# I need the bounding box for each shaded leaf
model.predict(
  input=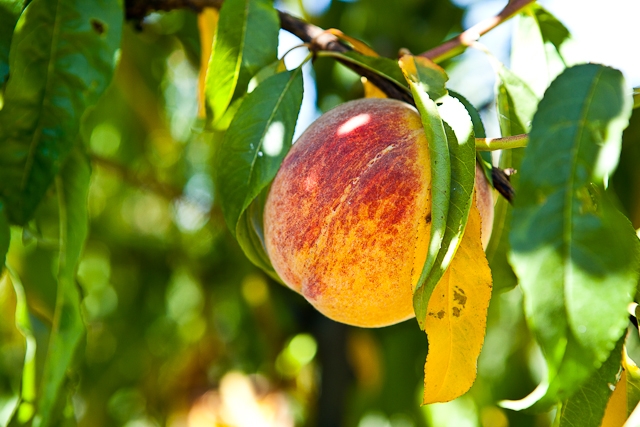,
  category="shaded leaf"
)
[423,201,492,404]
[0,0,123,225]
[34,149,90,427]
[507,64,638,410]
[217,68,303,237]
[0,0,24,84]
[204,0,279,123]
[559,337,624,427]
